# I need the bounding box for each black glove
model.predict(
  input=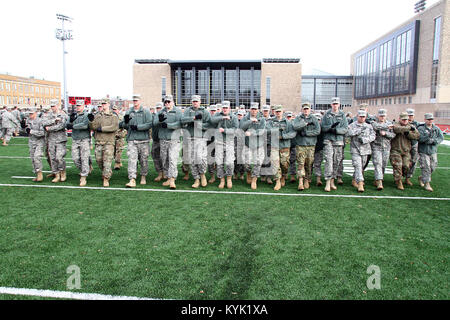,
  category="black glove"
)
[66,123,73,130]
[158,113,167,122]
[124,114,131,124]
[26,128,31,135]
[20,120,27,128]
[194,113,203,120]
[70,113,77,123]
[38,112,43,118]
[330,128,337,134]
[130,124,138,131]
[331,122,340,129]
[96,127,102,132]
[301,130,307,137]
[88,113,95,122]
[161,122,168,128]
[410,126,416,131]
